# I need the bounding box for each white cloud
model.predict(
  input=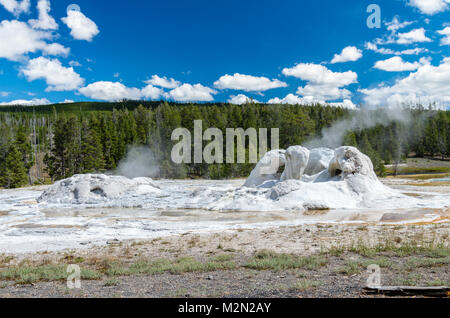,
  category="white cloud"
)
[0,0,30,17]
[79,81,142,101]
[42,43,70,57]
[61,10,99,41]
[331,46,363,64]
[20,57,84,91]
[228,94,259,105]
[282,63,357,102]
[69,60,81,67]
[0,91,11,97]
[28,0,58,30]
[282,63,357,86]
[365,42,428,55]
[296,84,352,101]
[141,84,165,100]
[145,75,180,89]
[214,73,287,92]
[438,26,450,45]
[397,28,432,44]
[401,47,429,55]
[385,17,414,32]
[407,0,449,15]
[169,84,216,102]
[268,94,315,105]
[374,56,430,72]
[328,99,358,109]
[360,57,450,108]
[0,20,52,61]
[267,94,357,109]
[0,98,50,106]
